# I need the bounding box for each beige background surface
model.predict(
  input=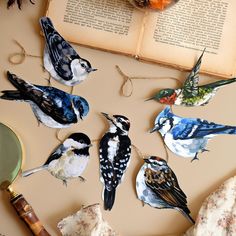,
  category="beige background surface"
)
[0,1,236,236]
